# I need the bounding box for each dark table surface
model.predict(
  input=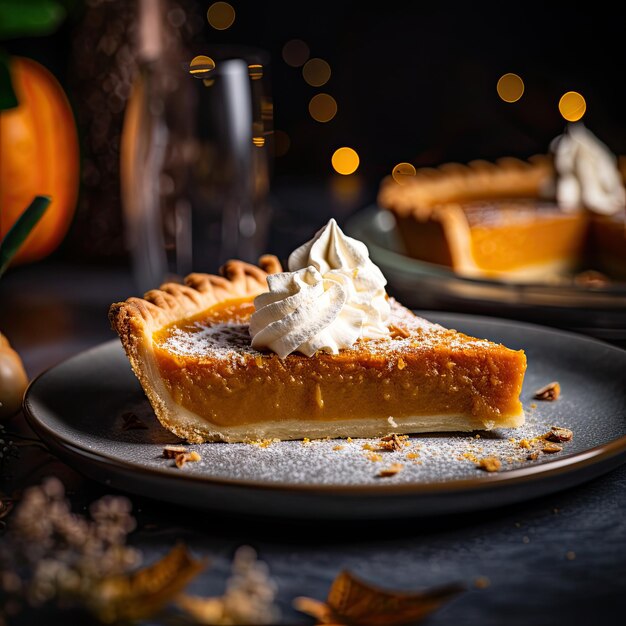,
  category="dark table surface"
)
[1,239,626,625]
